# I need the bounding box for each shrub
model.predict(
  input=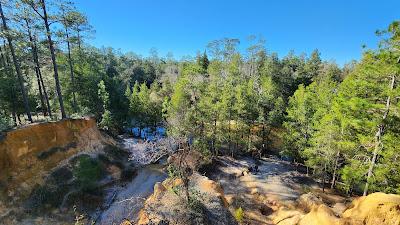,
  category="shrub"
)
[187,189,205,213]
[192,139,211,158]
[73,156,104,191]
[0,115,11,132]
[234,207,244,223]
[167,164,181,178]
